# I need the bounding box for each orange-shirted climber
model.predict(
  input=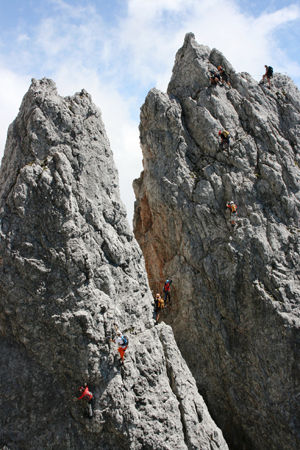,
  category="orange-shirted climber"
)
[155,293,164,323]
[218,130,230,149]
[209,70,221,86]
[218,65,231,86]
[226,201,237,227]
[113,331,129,364]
